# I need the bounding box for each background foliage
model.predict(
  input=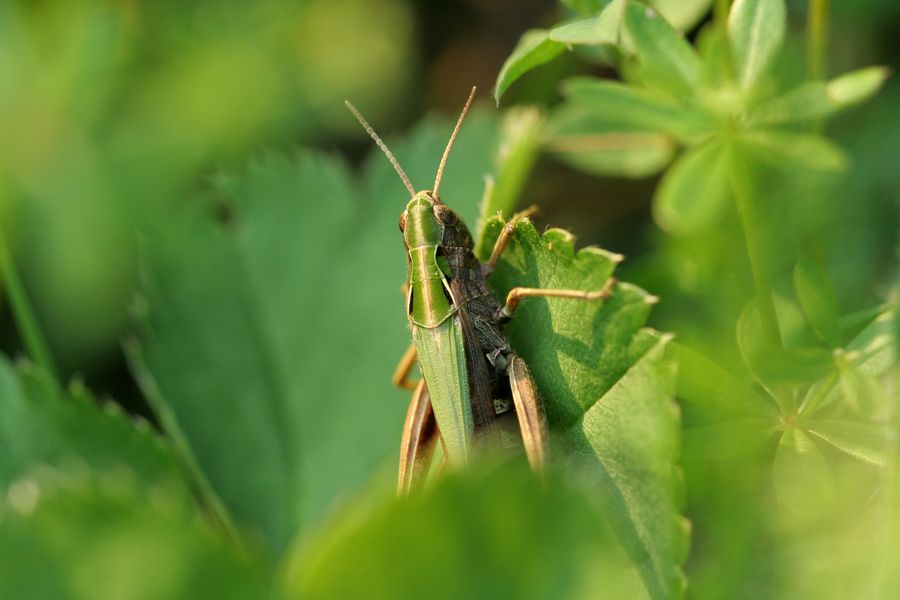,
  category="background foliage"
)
[0,0,897,598]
